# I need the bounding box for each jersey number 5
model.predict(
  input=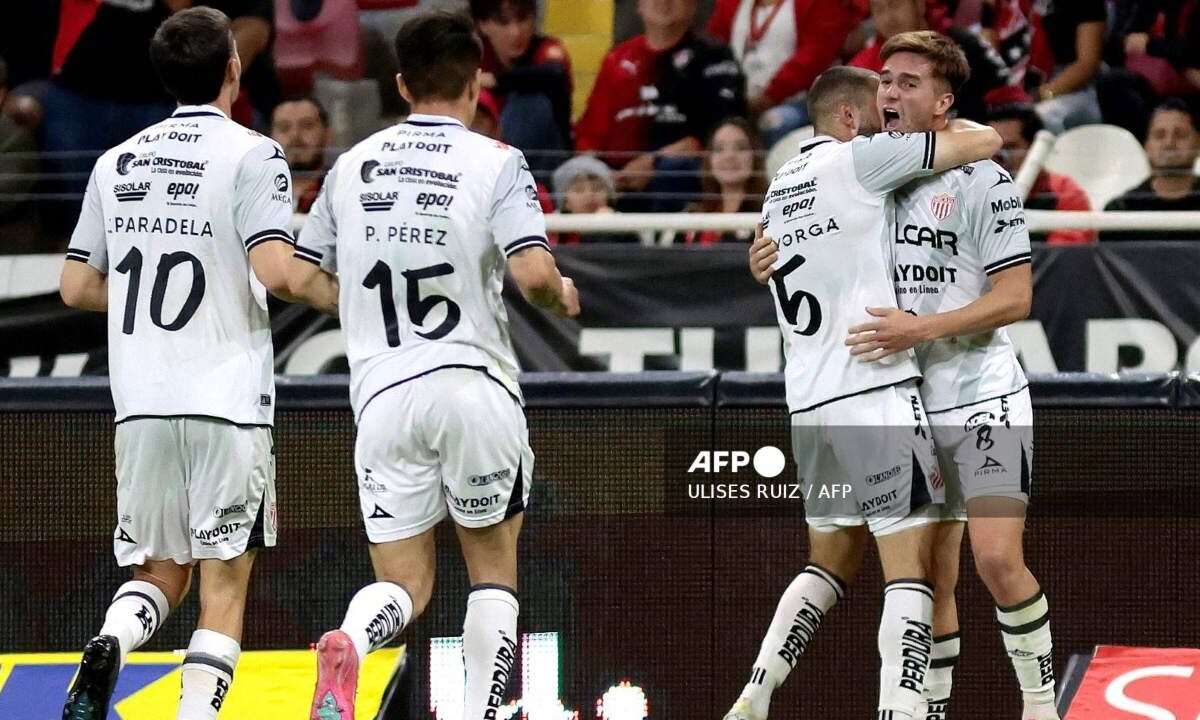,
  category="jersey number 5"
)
[770,254,822,336]
[113,247,206,335]
[362,260,462,348]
